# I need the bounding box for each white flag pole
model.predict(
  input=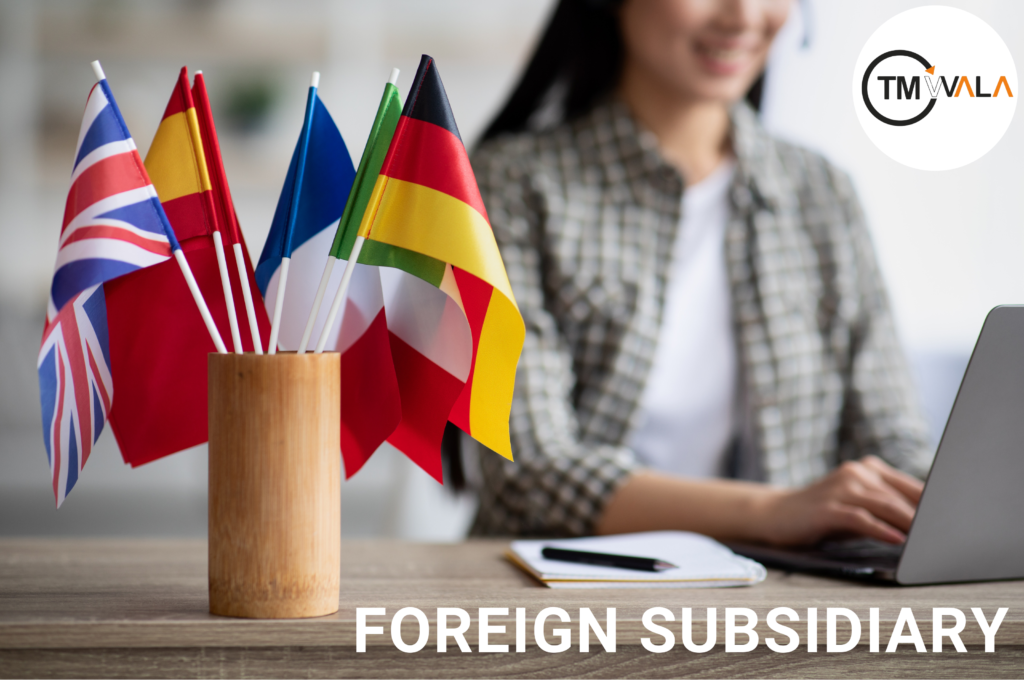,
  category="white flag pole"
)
[297,256,336,354]
[267,257,290,354]
[91,59,226,354]
[314,235,364,354]
[212,230,243,353]
[196,70,264,354]
[267,71,320,355]
[233,243,263,354]
[174,250,228,354]
[307,67,400,356]
[196,70,243,354]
